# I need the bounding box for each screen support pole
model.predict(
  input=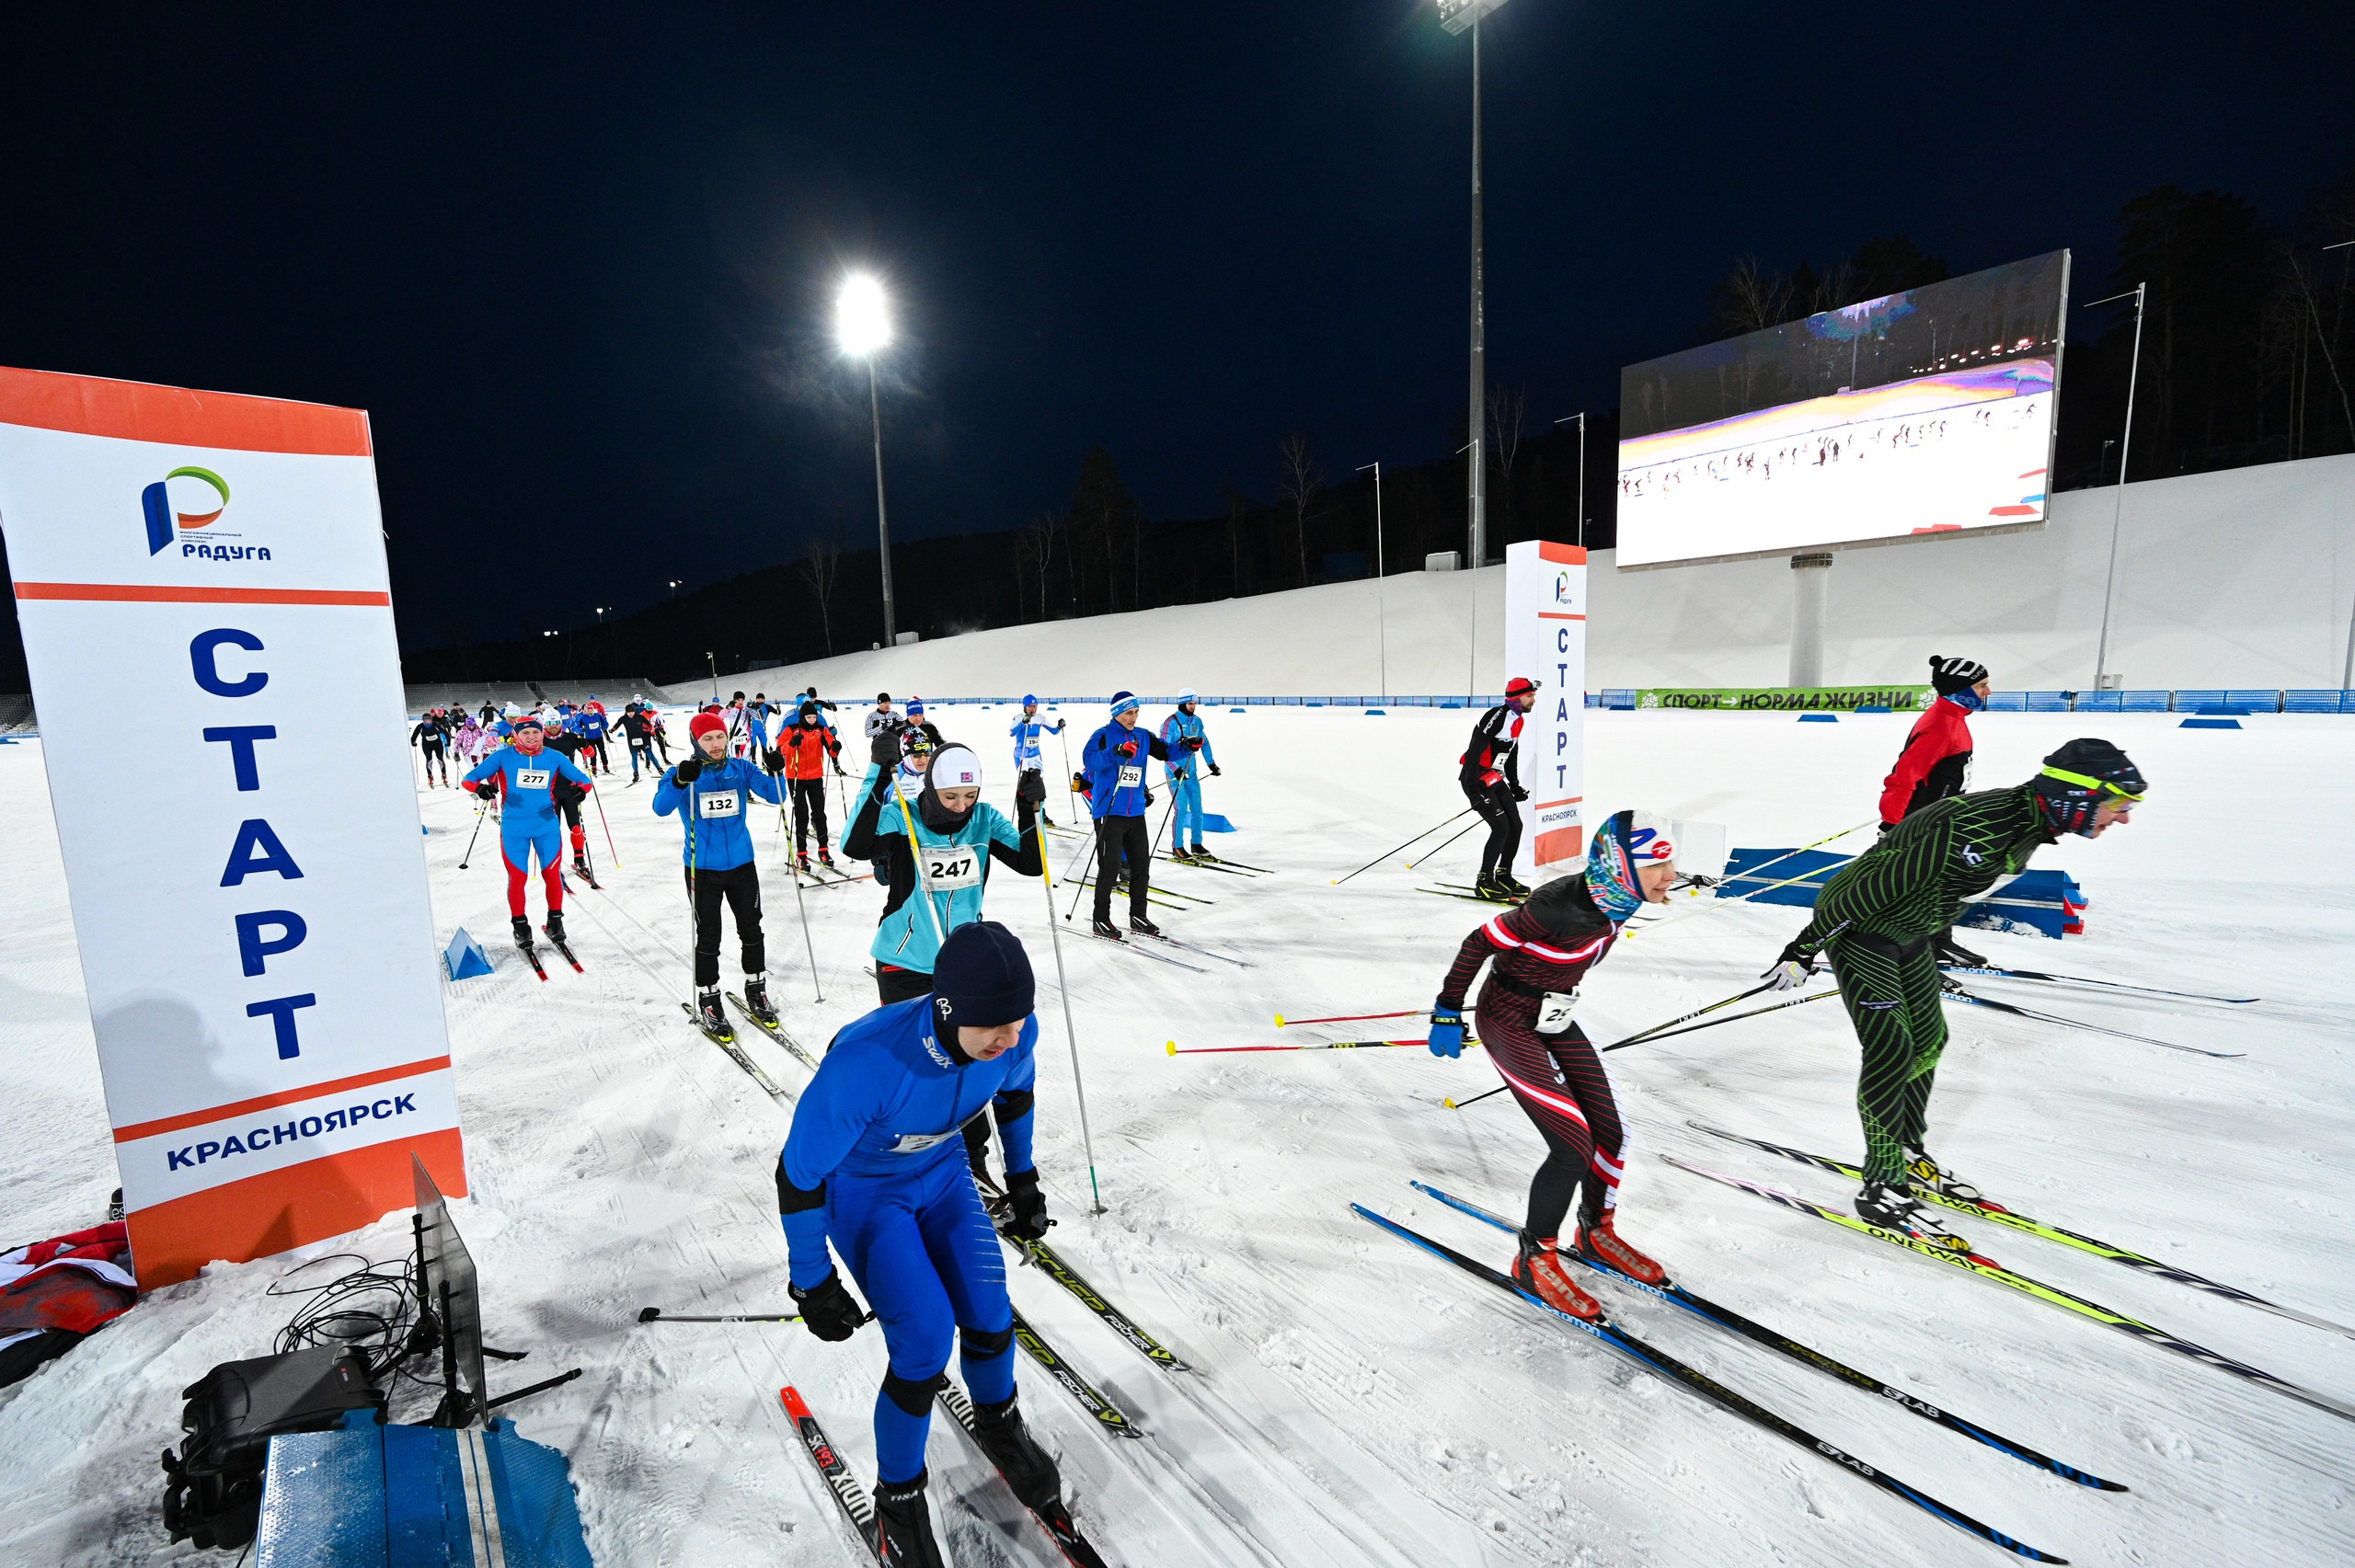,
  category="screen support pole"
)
[1788,553,1832,688]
